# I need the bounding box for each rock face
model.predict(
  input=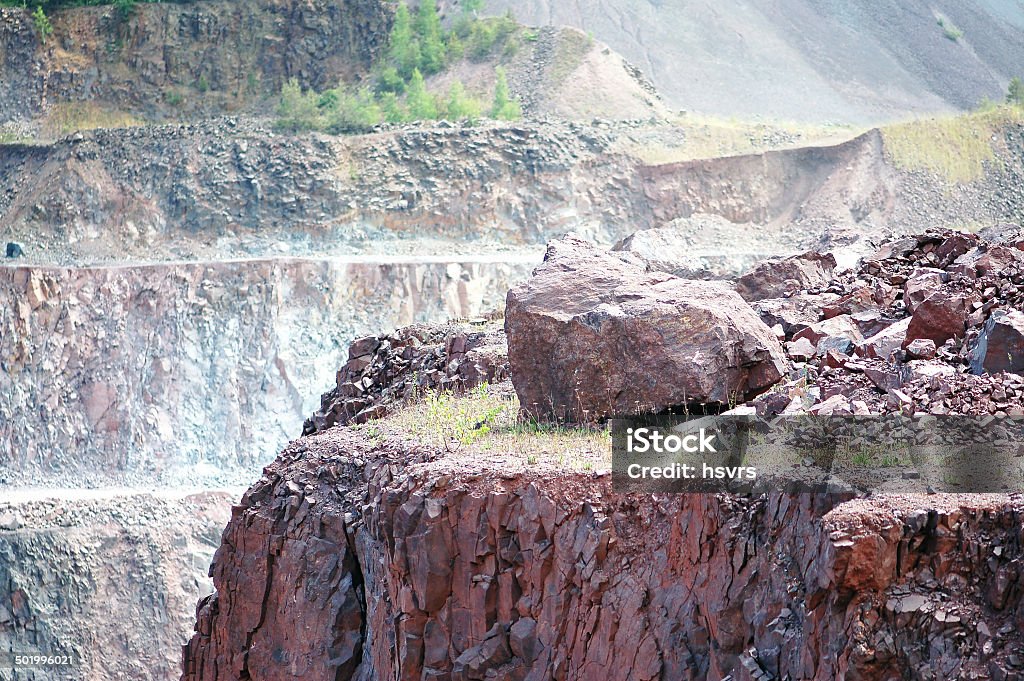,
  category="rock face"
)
[0,0,390,123]
[182,428,1024,681]
[970,309,1024,375]
[0,491,231,681]
[0,258,527,487]
[505,236,787,420]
